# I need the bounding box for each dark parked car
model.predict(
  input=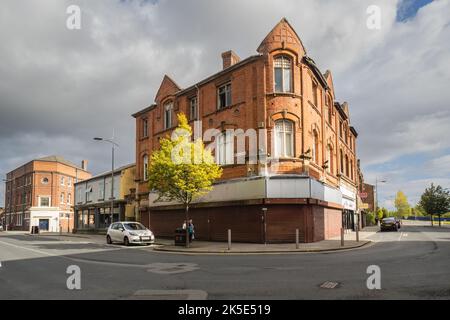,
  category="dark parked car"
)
[380,217,399,231]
